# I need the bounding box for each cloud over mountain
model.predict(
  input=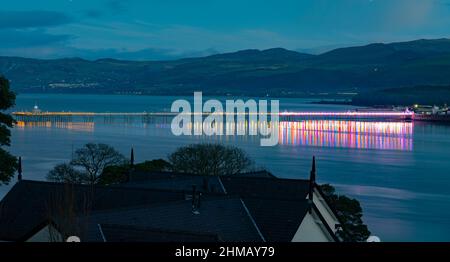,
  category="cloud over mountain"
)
[0,11,72,29]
